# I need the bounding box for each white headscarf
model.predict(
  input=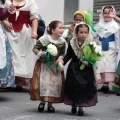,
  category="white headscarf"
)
[94,6,119,38]
[73,22,93,43]
[70,22,93,58]
[99,6,116,22]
